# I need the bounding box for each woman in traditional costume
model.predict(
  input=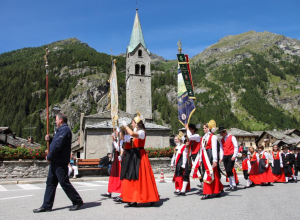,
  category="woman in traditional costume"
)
[200,120,223,200]
[271,145,285,183]
[120,112,159,208]
[171,131,190,194]
[248,146,260,185]
[258,145,274,185]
